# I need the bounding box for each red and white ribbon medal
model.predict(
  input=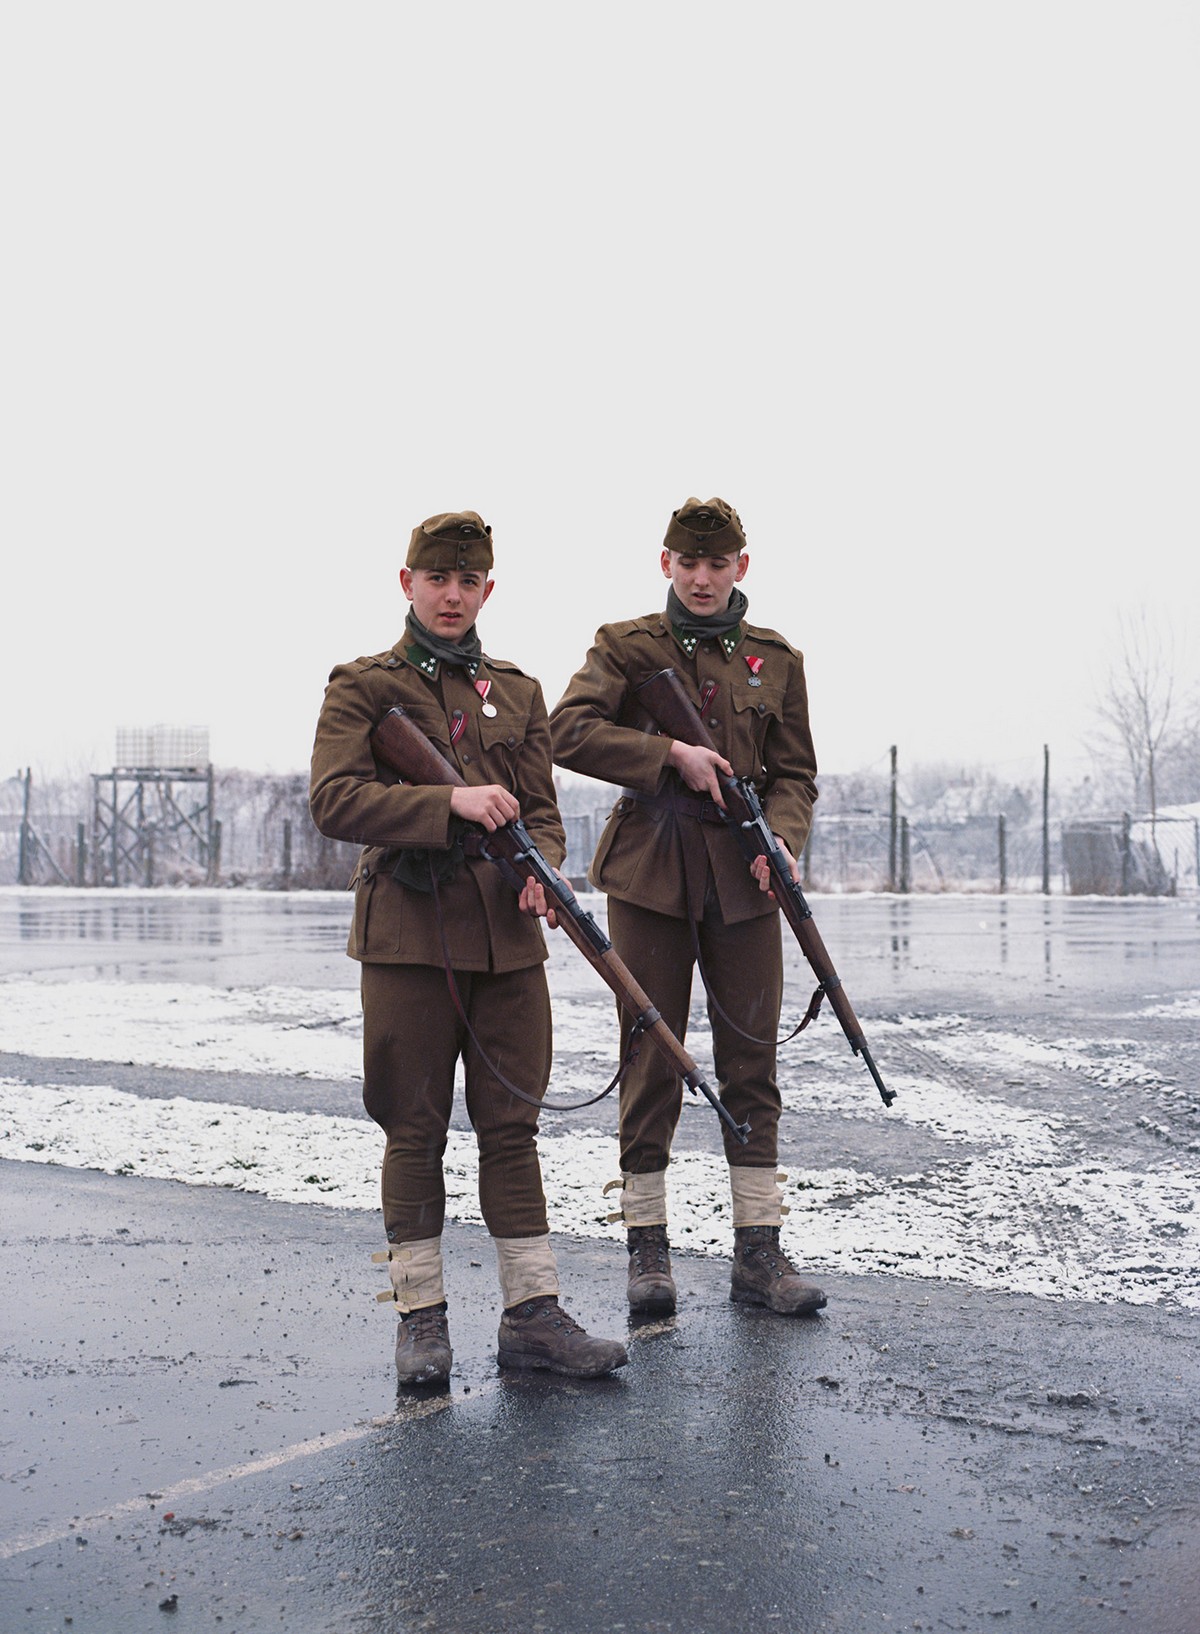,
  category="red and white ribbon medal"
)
[449,709,466,744]
[745,654,764,687]
[475,677,497,717]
